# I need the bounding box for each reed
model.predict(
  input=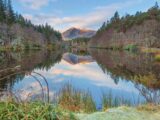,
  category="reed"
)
[101,92,132,110]
[58,83,96,113]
